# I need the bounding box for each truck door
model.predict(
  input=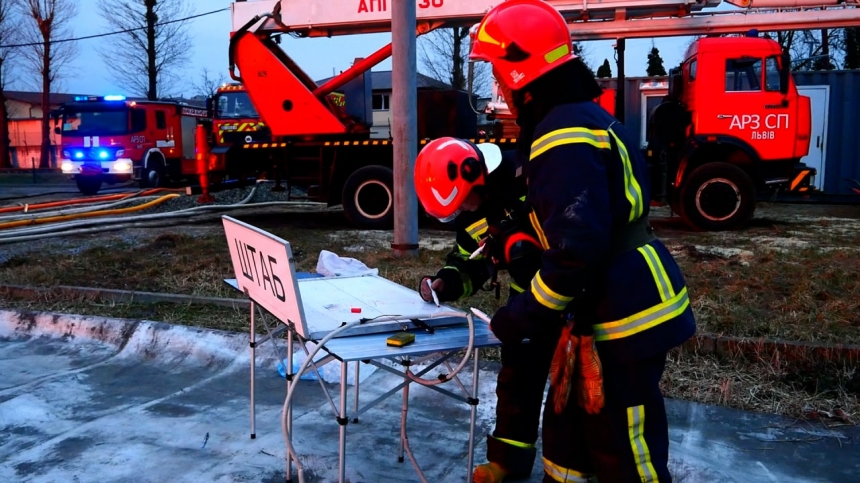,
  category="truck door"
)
[717,56,794,161]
